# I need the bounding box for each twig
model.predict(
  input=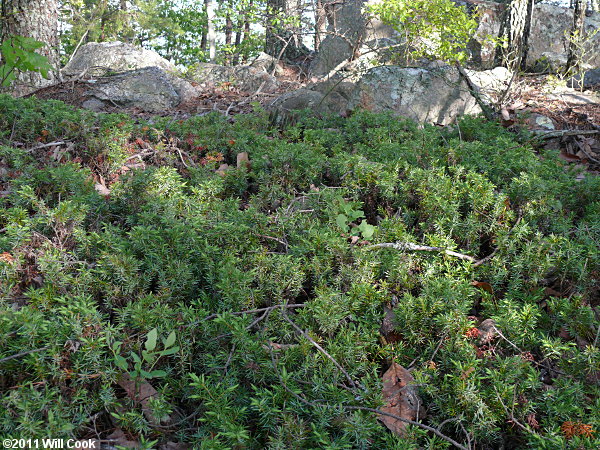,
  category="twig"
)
[26,141,66,152]
[185,303,305,327]
[367,242,476,262]
[0,346,49,364]
[535,129,600,139]
[280,306,360,391]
